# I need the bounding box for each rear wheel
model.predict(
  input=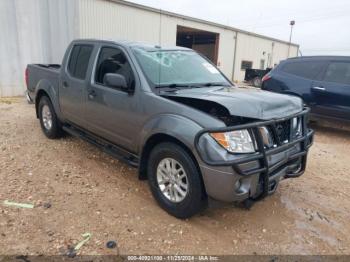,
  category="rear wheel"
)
[147,142,207,218]
[38,96,63,139]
